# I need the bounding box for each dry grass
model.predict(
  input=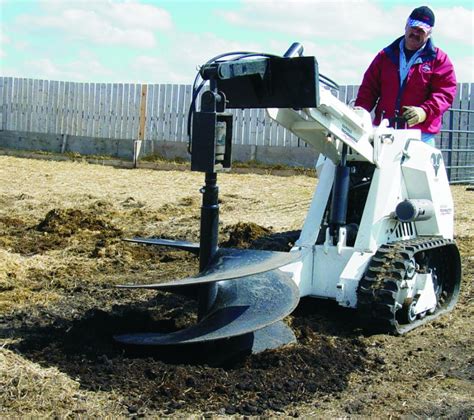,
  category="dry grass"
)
[0,347,123,417]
